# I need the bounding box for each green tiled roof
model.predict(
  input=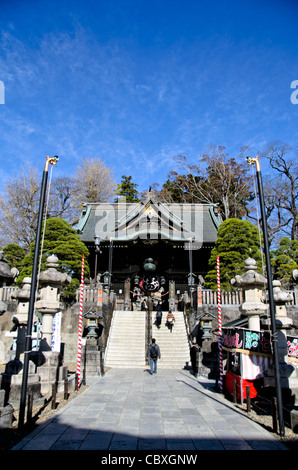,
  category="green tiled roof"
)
[76,196,221,244]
